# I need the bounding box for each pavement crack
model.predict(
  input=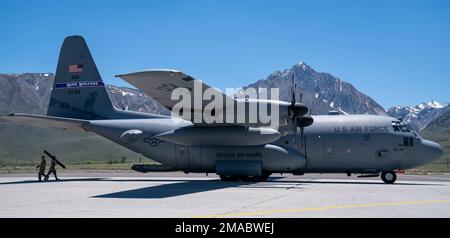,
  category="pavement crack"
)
[215,179,313,217]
